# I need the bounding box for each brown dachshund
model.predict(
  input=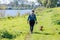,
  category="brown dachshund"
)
[40,26,43,31]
